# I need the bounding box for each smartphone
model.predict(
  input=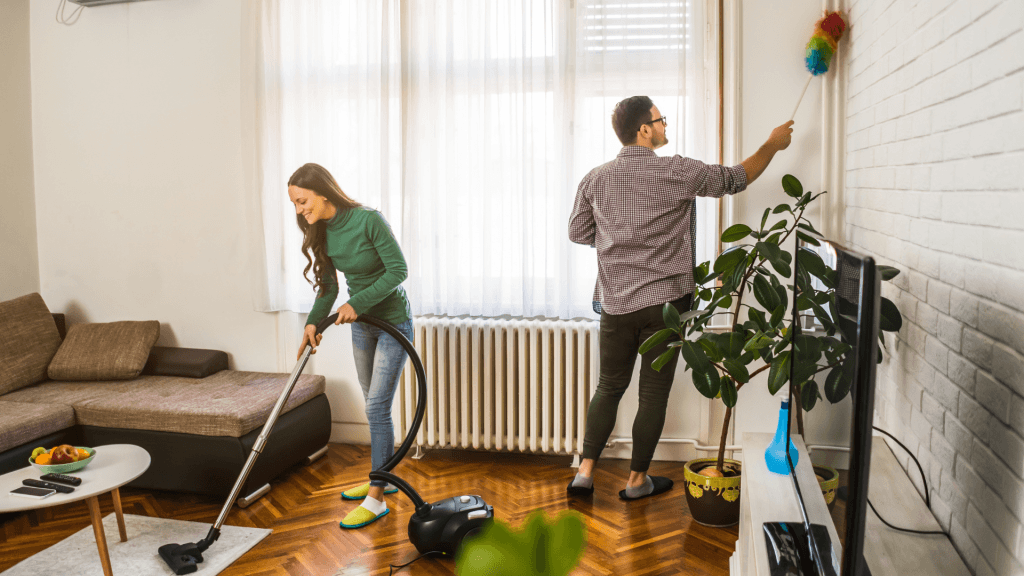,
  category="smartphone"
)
[10,486,57,499]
